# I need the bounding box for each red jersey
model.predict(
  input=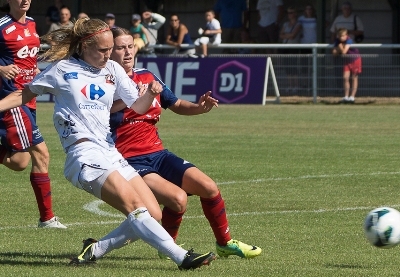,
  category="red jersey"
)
[110,68,178,158]
[0,14,39,109]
